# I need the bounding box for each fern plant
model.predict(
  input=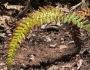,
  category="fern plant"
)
[7,6,90,69]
